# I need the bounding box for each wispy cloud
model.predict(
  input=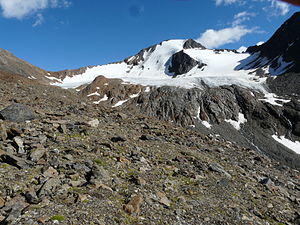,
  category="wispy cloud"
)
[232,11,256,26]
[214,0,290,16]
[215,0,244,5]
[264,0,290,16]
[32,13,44,27]
[0,0,71,19]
